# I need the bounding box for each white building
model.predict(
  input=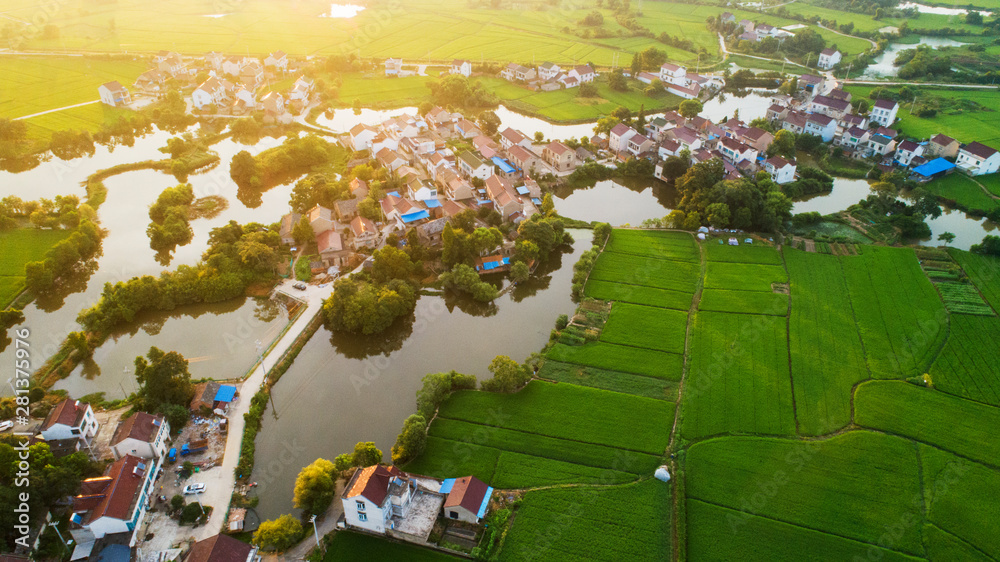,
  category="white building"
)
[349,123,379,152]
[98,81,131,108]
[110,412,170,462]
[458,150,493,180]
[192,77,230,109]
[764,156,796,184]
[450,59,472,77]
[658,63,687,86]
[804,113,837,142]
[538,61,561,81]
[609,123,638,154]
[567,64,595,83]
[818,48,842,70]
[70,454,156,549]
[40,399,98,445]
[385,58,403,76]
[289,76,314,101]
[870,99,899,128]
[342,465,418,534]
[894,140,925,168]
[956,142,1000,176]
[264,50,288,71]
